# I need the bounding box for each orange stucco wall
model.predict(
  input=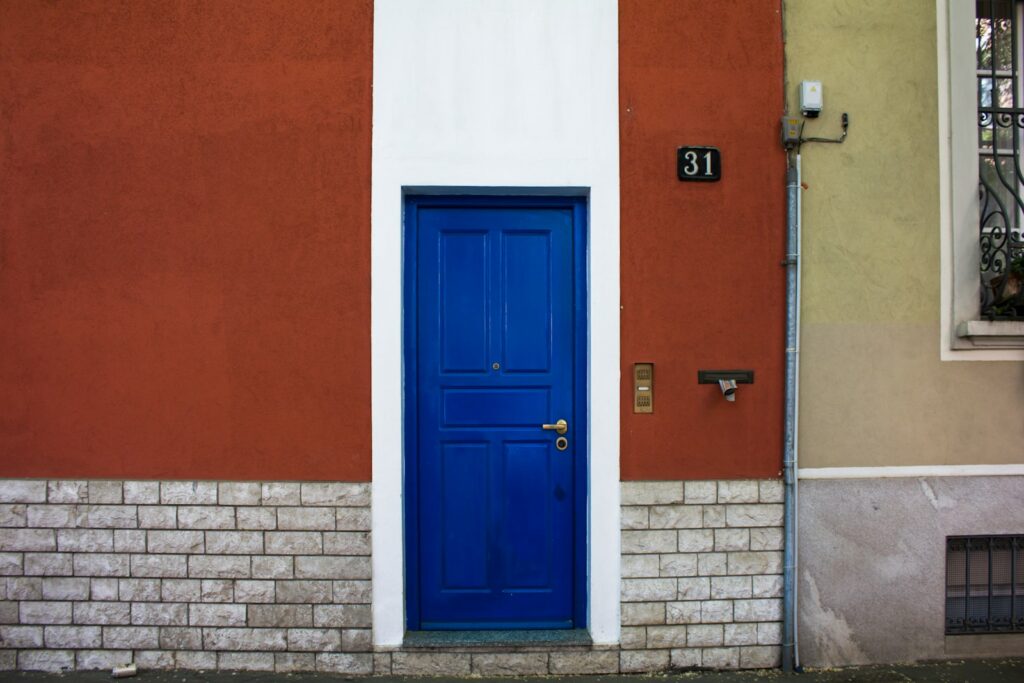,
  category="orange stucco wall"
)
[0,1,373,481]
[619,0,786,480]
